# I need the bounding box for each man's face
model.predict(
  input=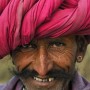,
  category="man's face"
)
[12,36,78,90]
